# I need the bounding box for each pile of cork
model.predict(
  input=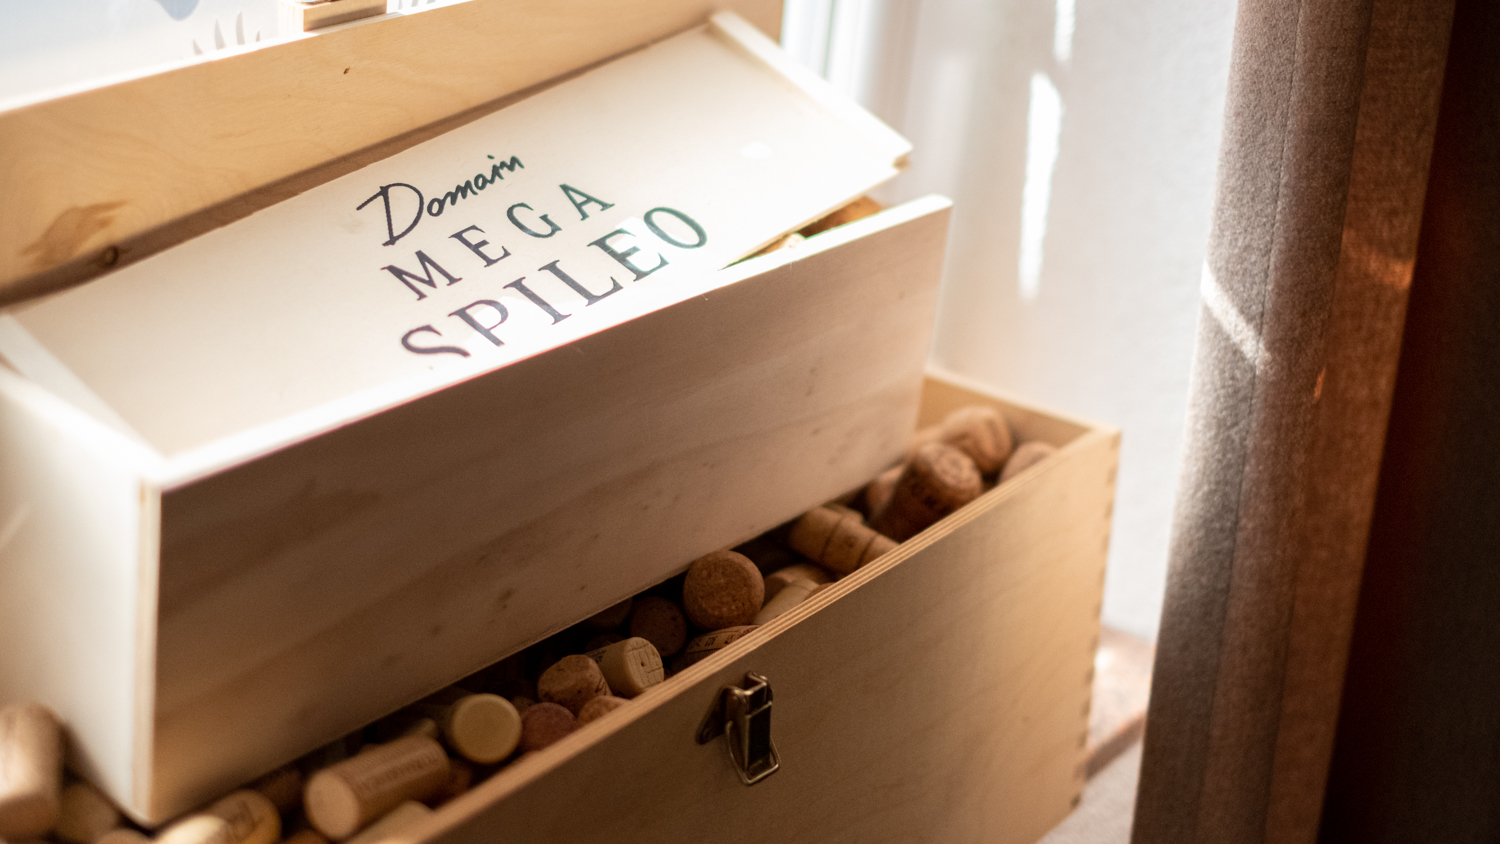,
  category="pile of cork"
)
[0,405,1052,844]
